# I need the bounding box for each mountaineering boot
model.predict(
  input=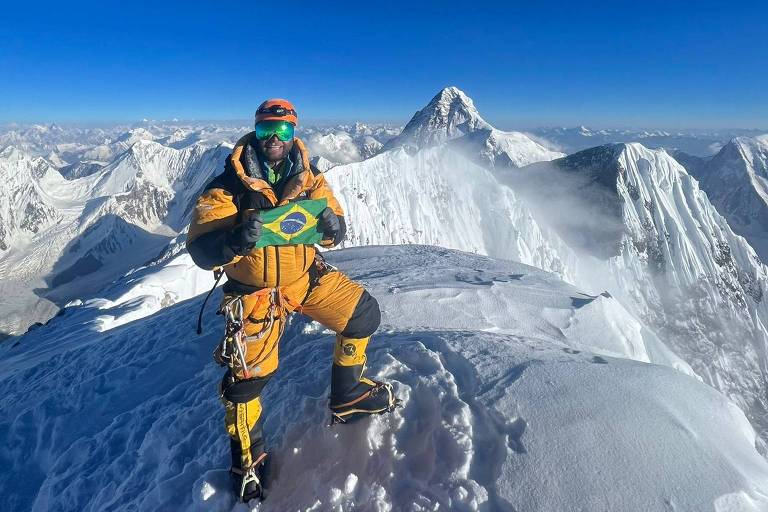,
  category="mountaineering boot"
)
[329,363,399,424]
[230,451,268,502]
[225,396,270,502]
